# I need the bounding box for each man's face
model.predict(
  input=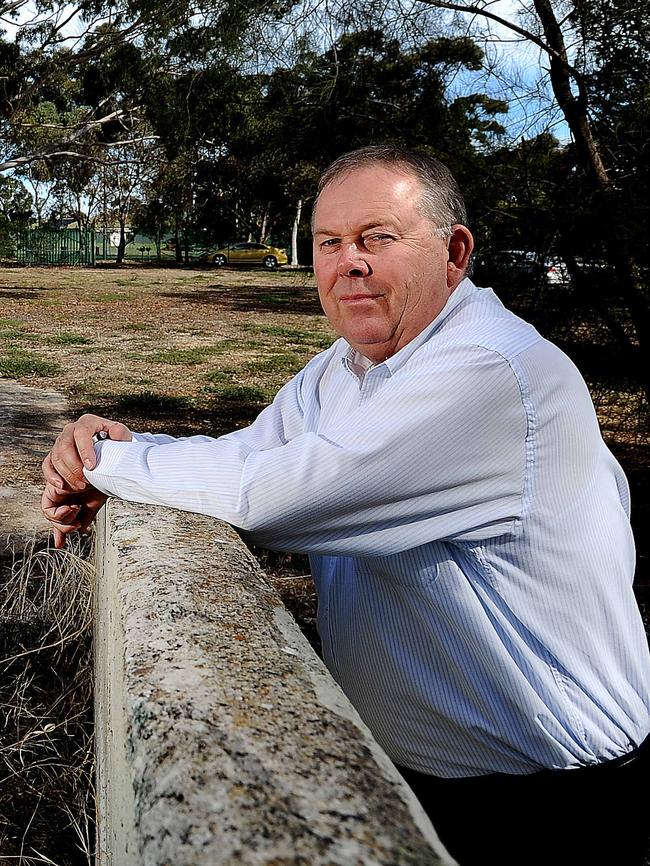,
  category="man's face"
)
[312,164,469,363]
